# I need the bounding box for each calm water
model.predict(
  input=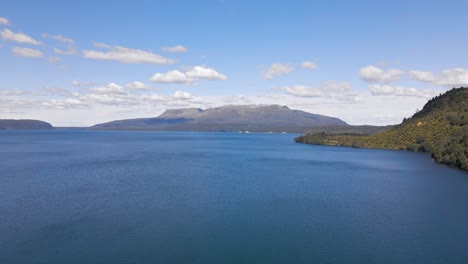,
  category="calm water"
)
[0,130,467,264]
